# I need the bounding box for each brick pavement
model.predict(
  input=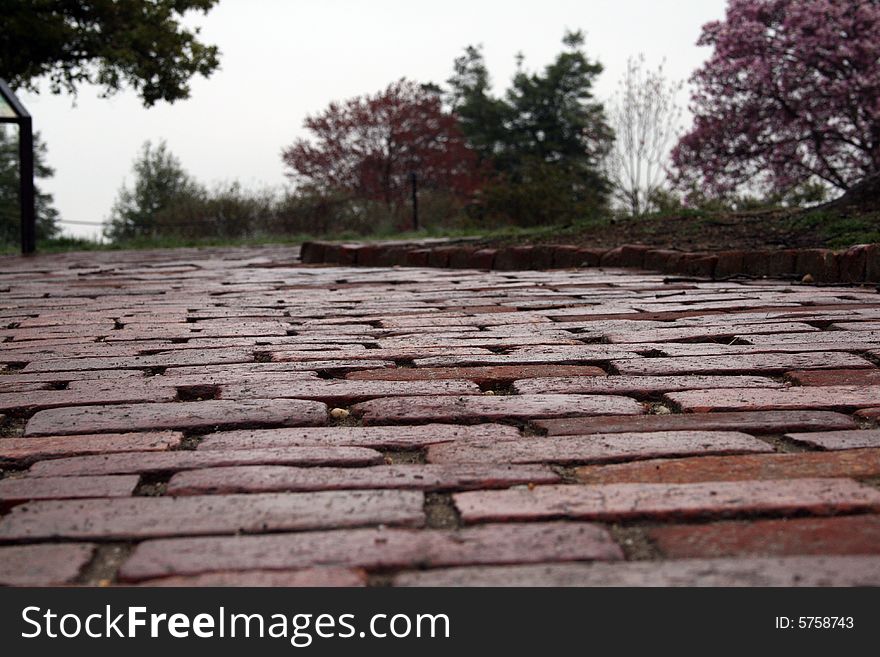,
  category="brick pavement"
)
[1,245,880,586]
